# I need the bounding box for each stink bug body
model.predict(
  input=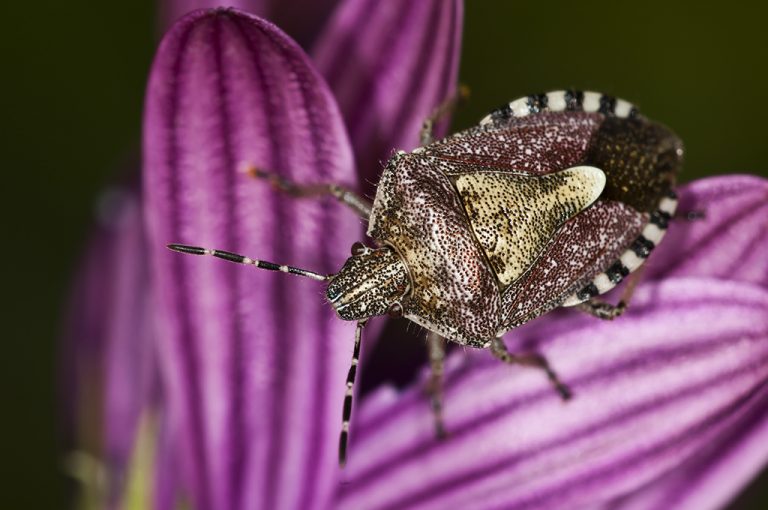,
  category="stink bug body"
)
[169,89,683,466]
